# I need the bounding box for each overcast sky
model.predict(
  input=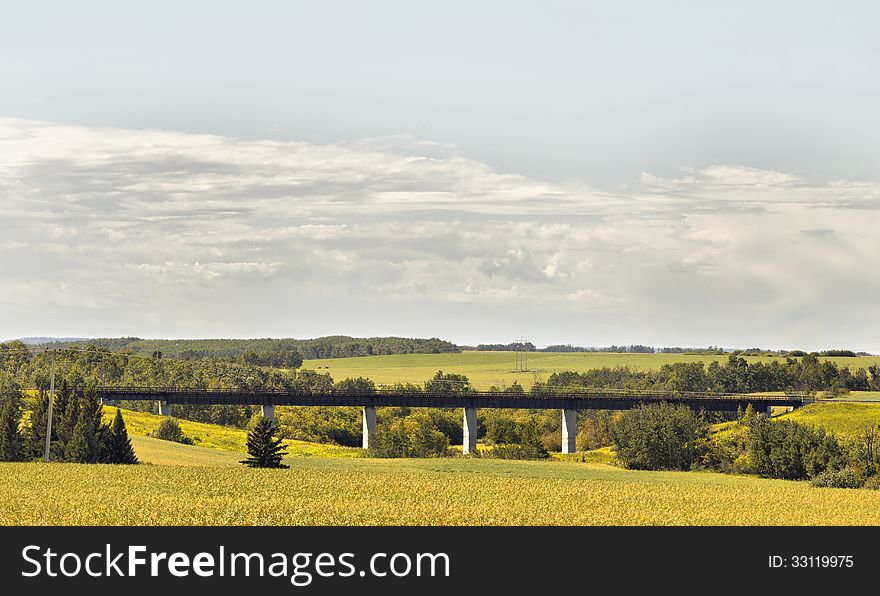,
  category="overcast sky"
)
[1,1,878,350]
